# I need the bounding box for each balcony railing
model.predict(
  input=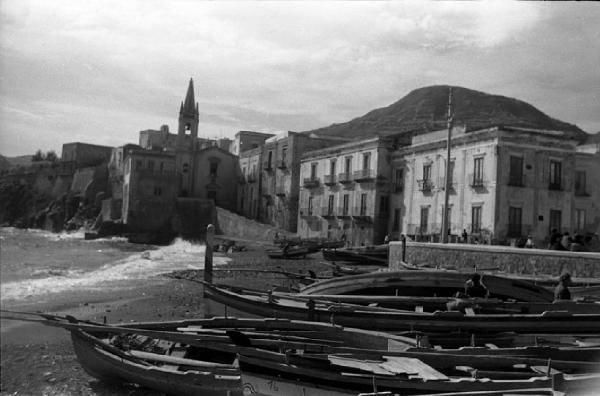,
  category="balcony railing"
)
[277,160,288,170]
[263,162,273,172]
[237,176,247,184]
[323,174,337,185]
[338,172,353,184]
[275,186,286,196]
[320,207,336,218]
[437,177,457,192]
[337,206,351,217]
[352,206,370,218]
[353,169,376,182]
[468,173,486,188]
[548,182,562,191]
[303,177,320,188]
[246,173,258,183]
[299,207,316,217]
[575,188,590,197]
[508,174,526,187]
[417,179,434,192]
